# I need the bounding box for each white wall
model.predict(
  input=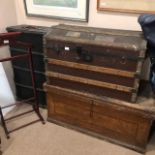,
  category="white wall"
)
[15,0,141,30]
[0,0,17,114]
[0,0,17,32]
